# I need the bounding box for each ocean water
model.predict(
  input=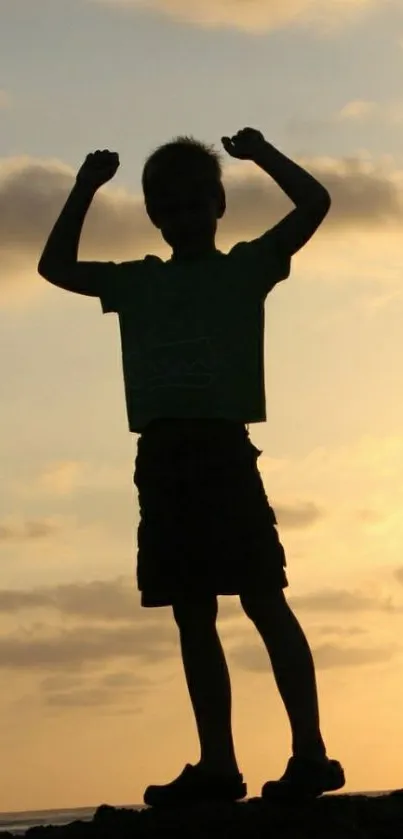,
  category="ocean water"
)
[0,793,396,835]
